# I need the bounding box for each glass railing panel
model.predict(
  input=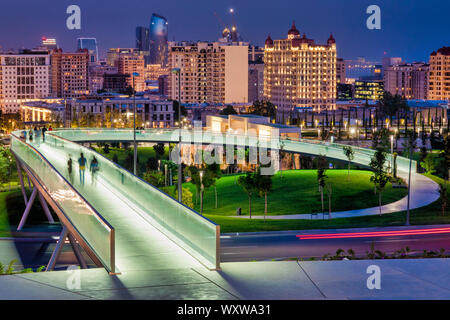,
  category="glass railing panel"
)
[48,131,219,269]
[11,133,115,273]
